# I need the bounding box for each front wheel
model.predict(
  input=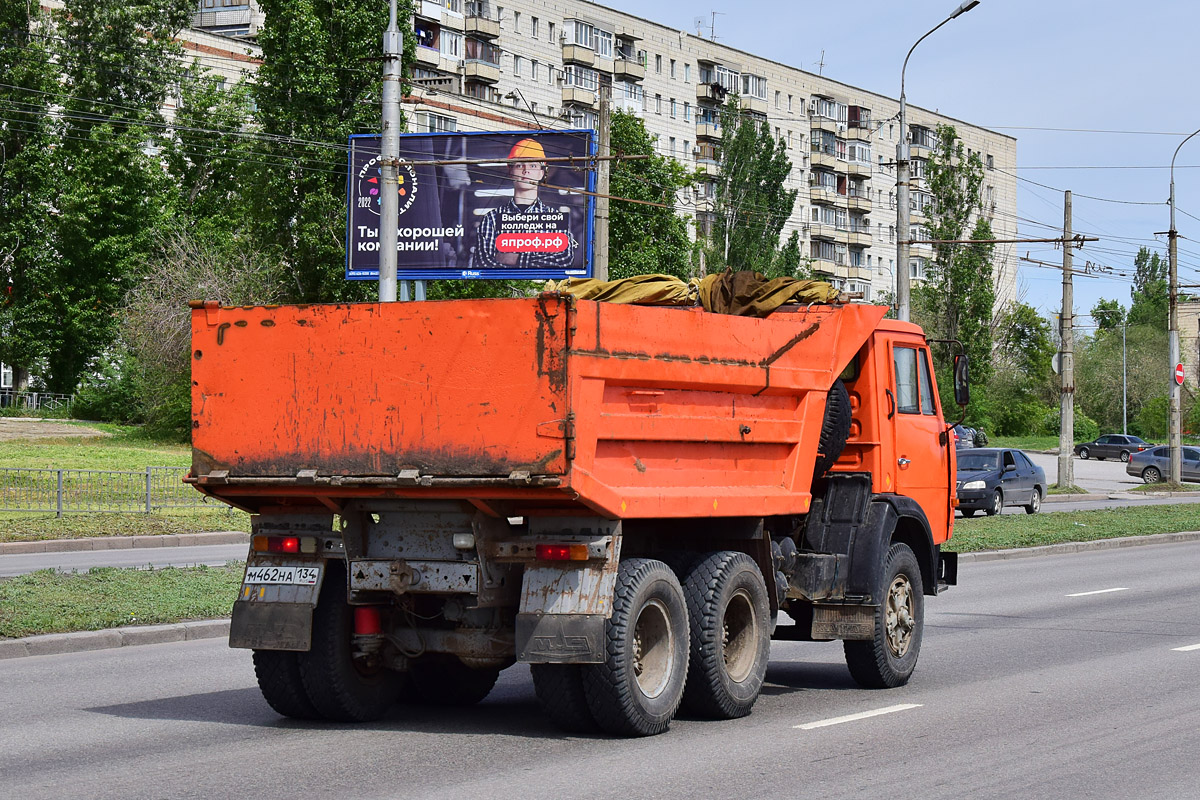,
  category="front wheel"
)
[582,558,689,737]
[844,543,924,689]
[986,489,1003,516]
[1120,450,1130,463]
[1078,447,1089,460]
[1143,466,1162,484]
[1025,487,1042,515]
[680,551,771,720]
